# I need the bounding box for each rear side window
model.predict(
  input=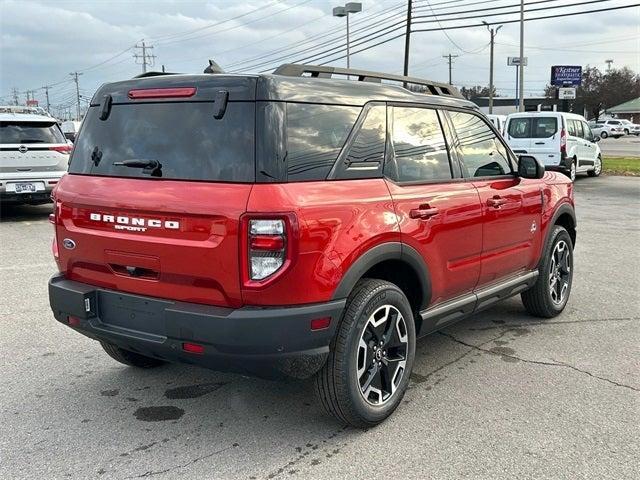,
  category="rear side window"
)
[507,117,558,138]
[69,102,255,182]
[0,121,65,144]
[449,111,512,178]
[333,105,386,180]
[286,103,360,181]
[567,120,577,136]
[390,106,451,182]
